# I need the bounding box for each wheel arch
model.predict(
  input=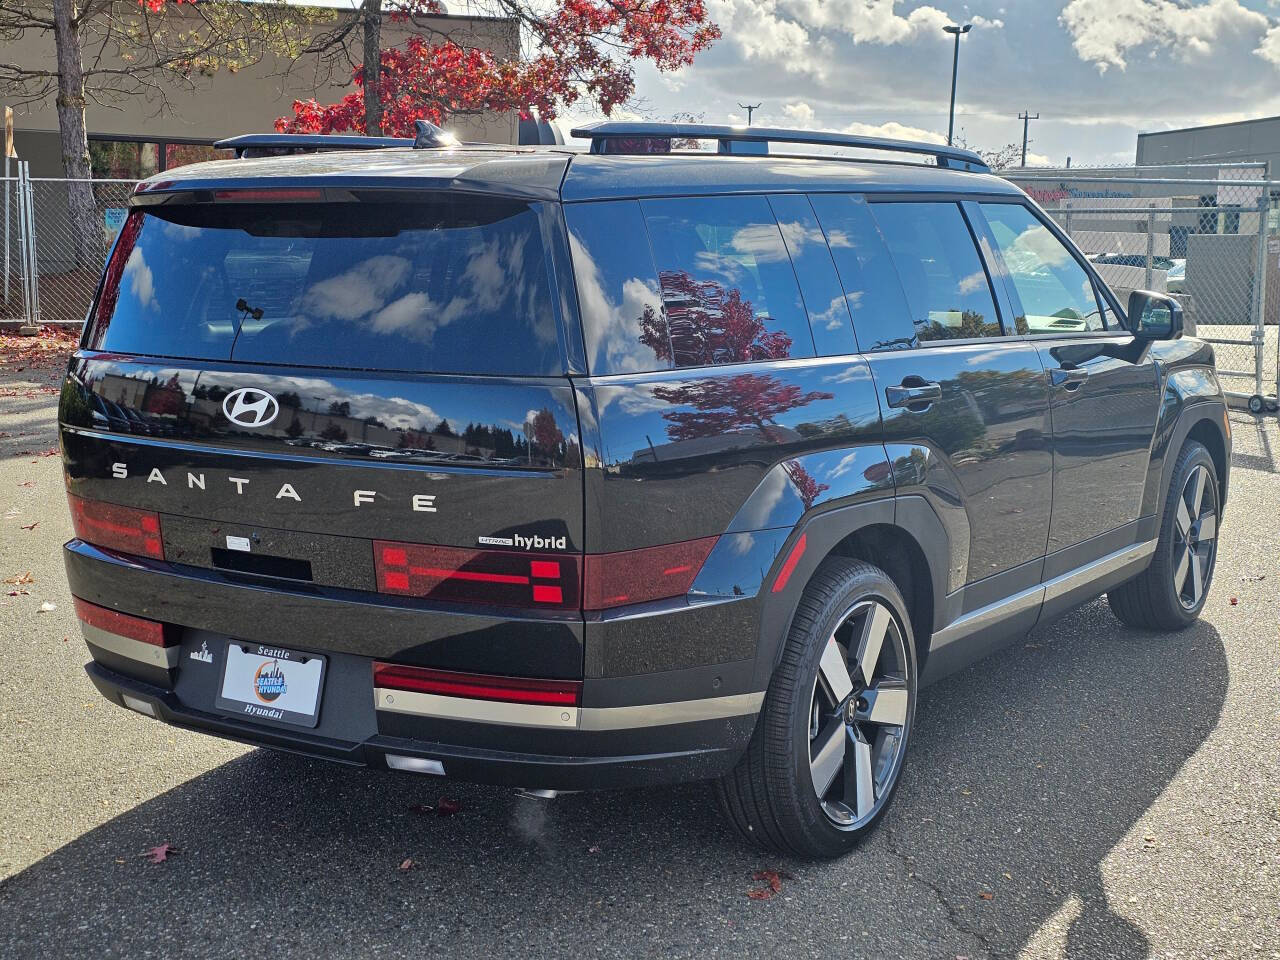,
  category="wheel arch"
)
[751,495,950,692]
[1143,398,1230,520]
[1184,415,1228,509]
